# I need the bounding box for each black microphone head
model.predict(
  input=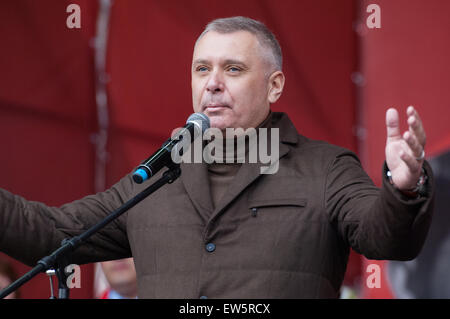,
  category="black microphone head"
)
[186,113,210,134]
